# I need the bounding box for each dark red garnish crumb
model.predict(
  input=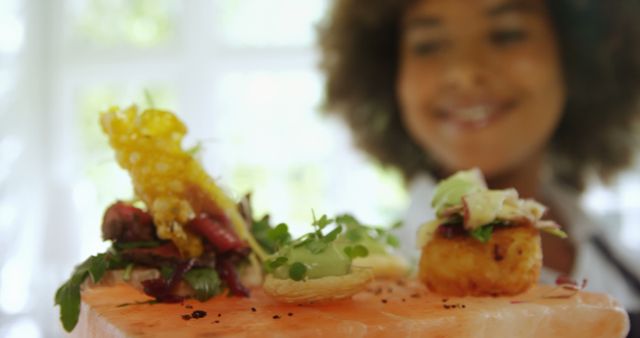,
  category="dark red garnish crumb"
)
[443,304,450,309]
[217,313,222,317]
[181,314,191,321]
[251,307,257,312]
[273,315,280,319]
[442,298,448,303]
[381,299,388,304]
[288,313,293,317]
[191,310,207,319]
[493,244,505,261]
[462,304,466,308]
[214,320,220,324]
[410,293,420,298]
[401,298,406,302]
